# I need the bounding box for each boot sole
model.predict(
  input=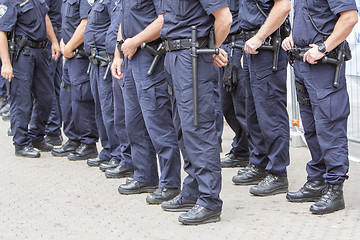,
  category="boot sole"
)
[179,215,221,225]
[286,196,321,203]
[161,205,195,212]
[310,203,345,215]
[15,152,41,158]
[250,186,288,196]
[233,179,264,185]
[105,172,133,179]
[51,151,73,157]
[118,186,157,195]
[68,152,98,161]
